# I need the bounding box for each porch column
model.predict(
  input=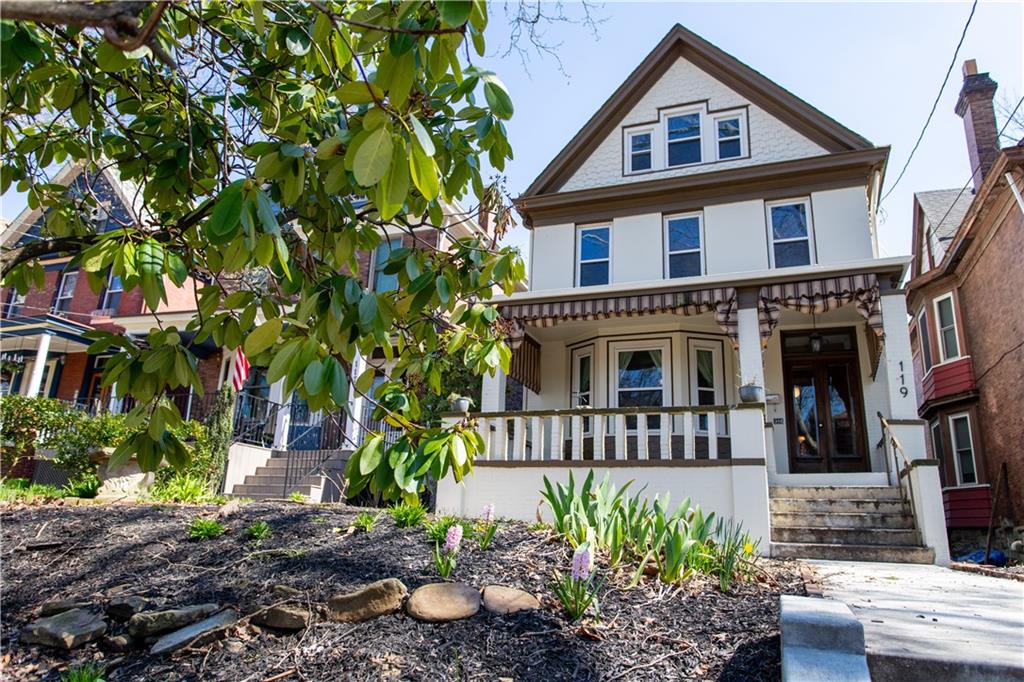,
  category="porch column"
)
[480,367,506,412]
[735,288,764,388]
[879,283,929,459]
[25,333,52,397]
[346,353,366,447]
[269,379,291,450]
